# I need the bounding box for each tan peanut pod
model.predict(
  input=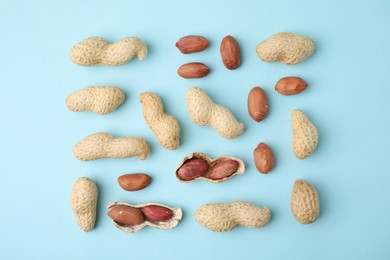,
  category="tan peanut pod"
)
[175,152,245,183]
[70,177,98,232]
[291,180,320,224]
[196,201,270,232]
[70,36,147,66]
[139,92,181,150]
[292,109,318,159]
[186,87,244,139]
[66,86,125,115]
[256,32,314,65]
[73,132,150,161]
[107,202,182,233]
